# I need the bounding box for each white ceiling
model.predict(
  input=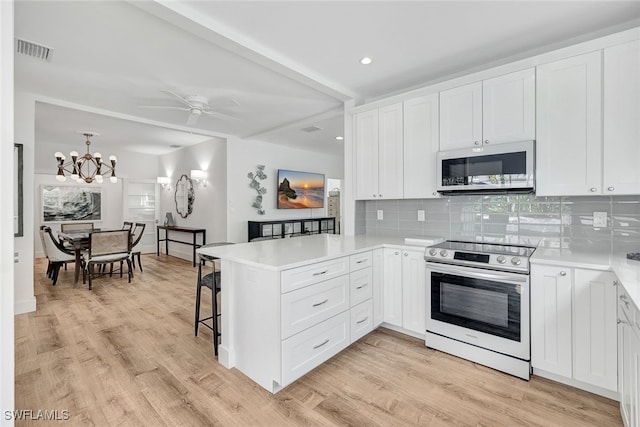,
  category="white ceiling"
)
[15,1,640,157]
